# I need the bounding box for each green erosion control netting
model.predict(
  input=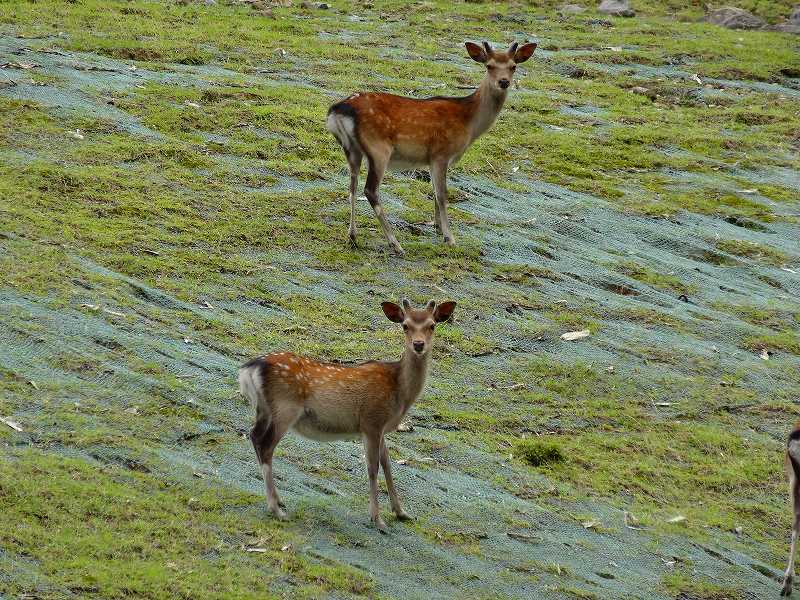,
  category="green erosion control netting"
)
[1,16,800,600]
